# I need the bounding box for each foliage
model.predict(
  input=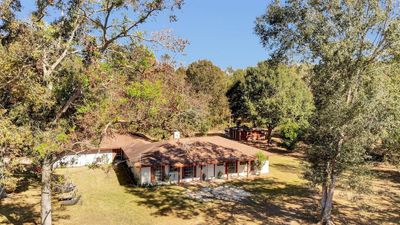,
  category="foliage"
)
[87,162,101,170]
[255,151,268,171]
[280,121,301,150]
[230,61,314,143]
[226,80,249,125]
[186,60,231,126]
[383,128,400,165]
[255,0,400,223]
[217,171,223,179]
[0,1,186,224]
